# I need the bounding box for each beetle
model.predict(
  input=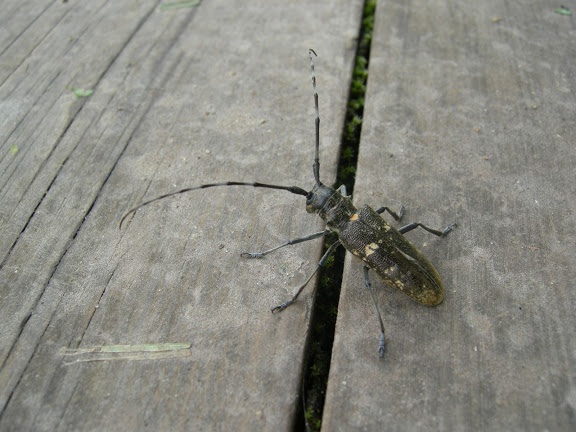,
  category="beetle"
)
[120,49,455,357]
